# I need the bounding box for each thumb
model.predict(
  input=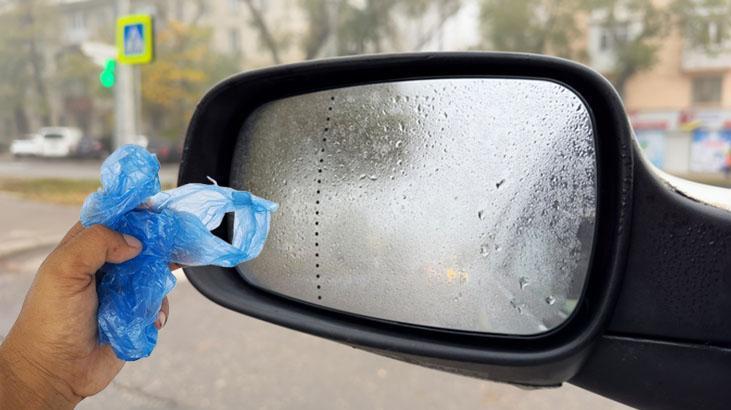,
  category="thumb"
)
[44,225,142,281]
